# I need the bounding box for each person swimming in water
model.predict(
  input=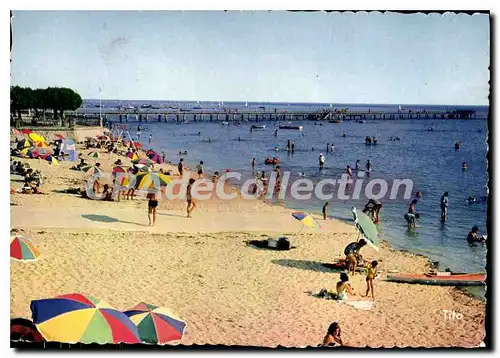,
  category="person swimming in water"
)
[467,225,486,244]
[365,160,372,172]
[462,161,468,170]
[404,191,422,229]
[346,165,353,178]
[455,141,460,150]
[343,132,347,138]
